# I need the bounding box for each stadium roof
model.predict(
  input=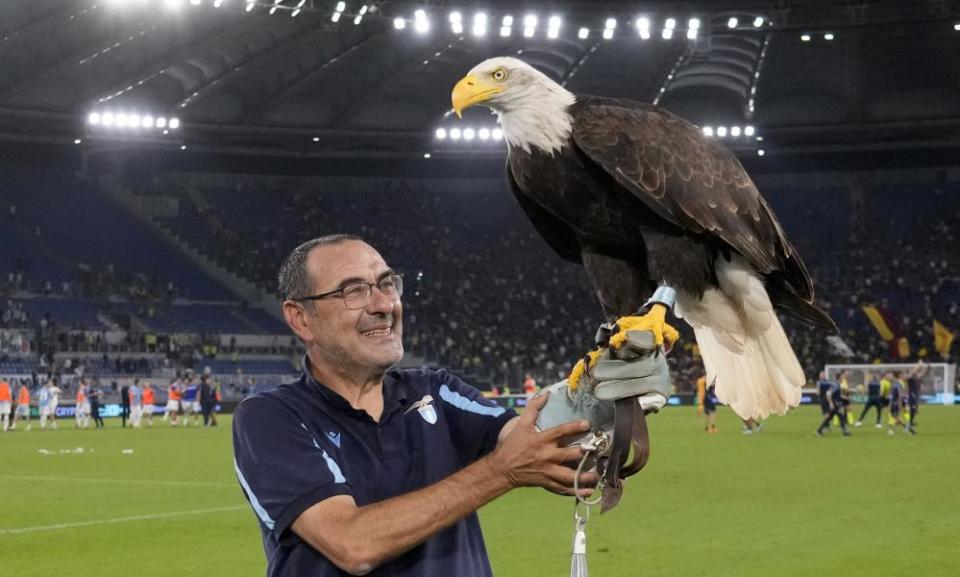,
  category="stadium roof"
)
[1,0,959,163]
